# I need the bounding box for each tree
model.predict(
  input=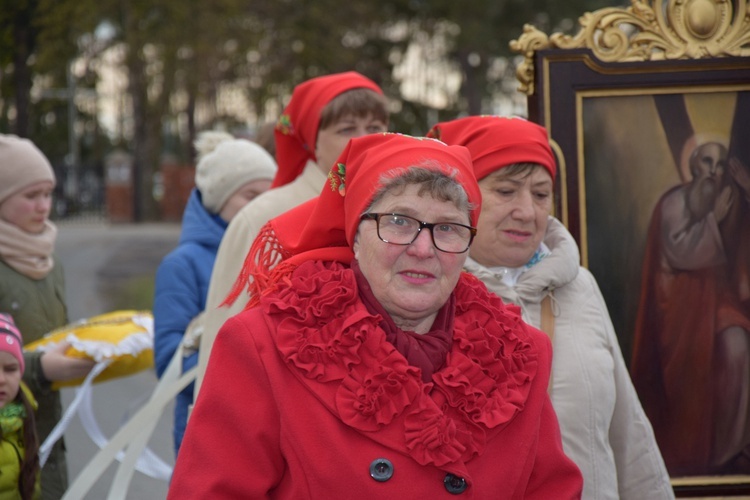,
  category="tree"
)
[0,0,43,137]
[393,0,624,118]
[4,0,628,220]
